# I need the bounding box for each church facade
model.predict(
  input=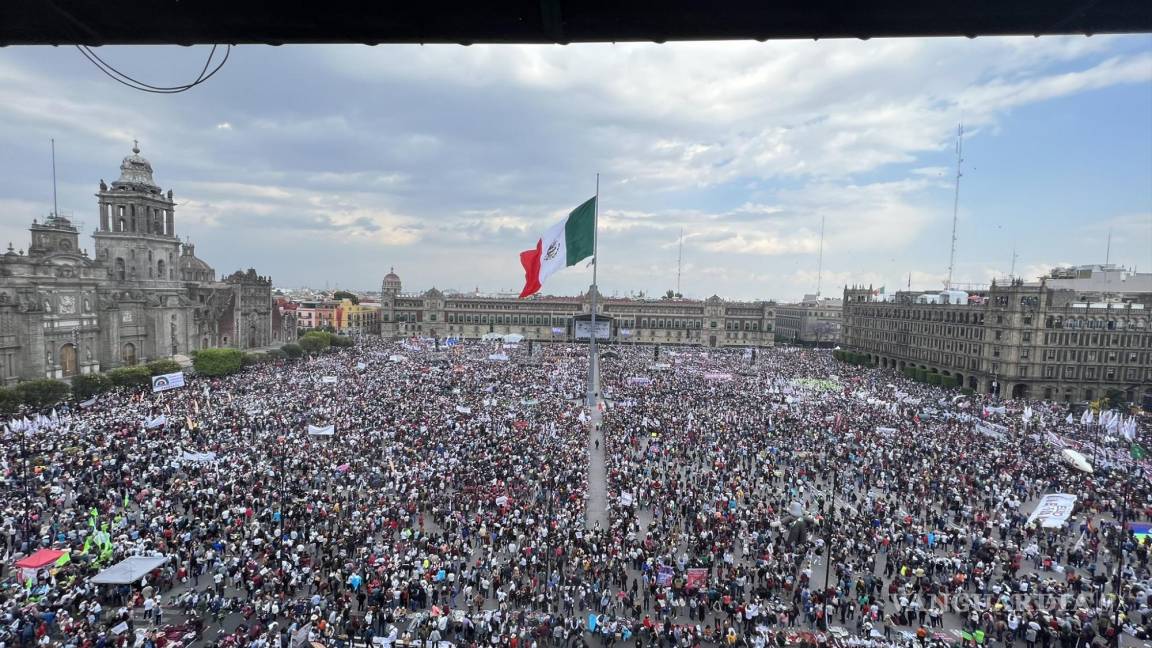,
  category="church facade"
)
[0,144,295,385]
